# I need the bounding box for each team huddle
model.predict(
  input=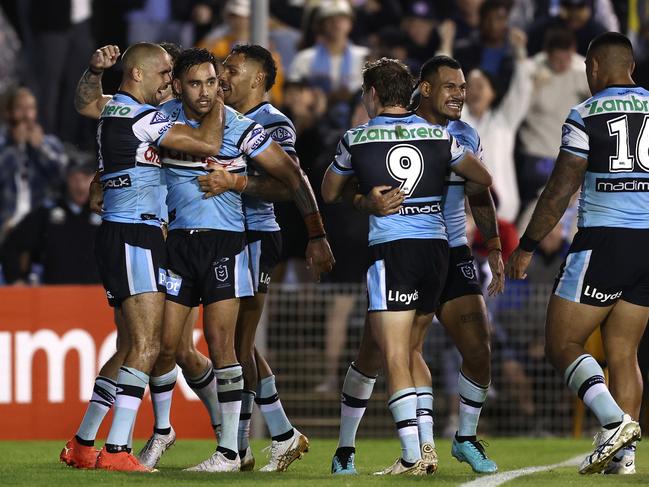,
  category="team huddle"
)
[58,31,647,476]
